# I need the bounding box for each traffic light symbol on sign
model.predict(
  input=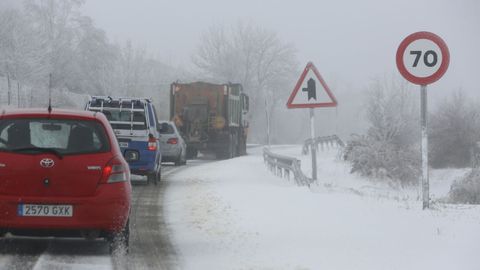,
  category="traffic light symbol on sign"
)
[302,78,316,101]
